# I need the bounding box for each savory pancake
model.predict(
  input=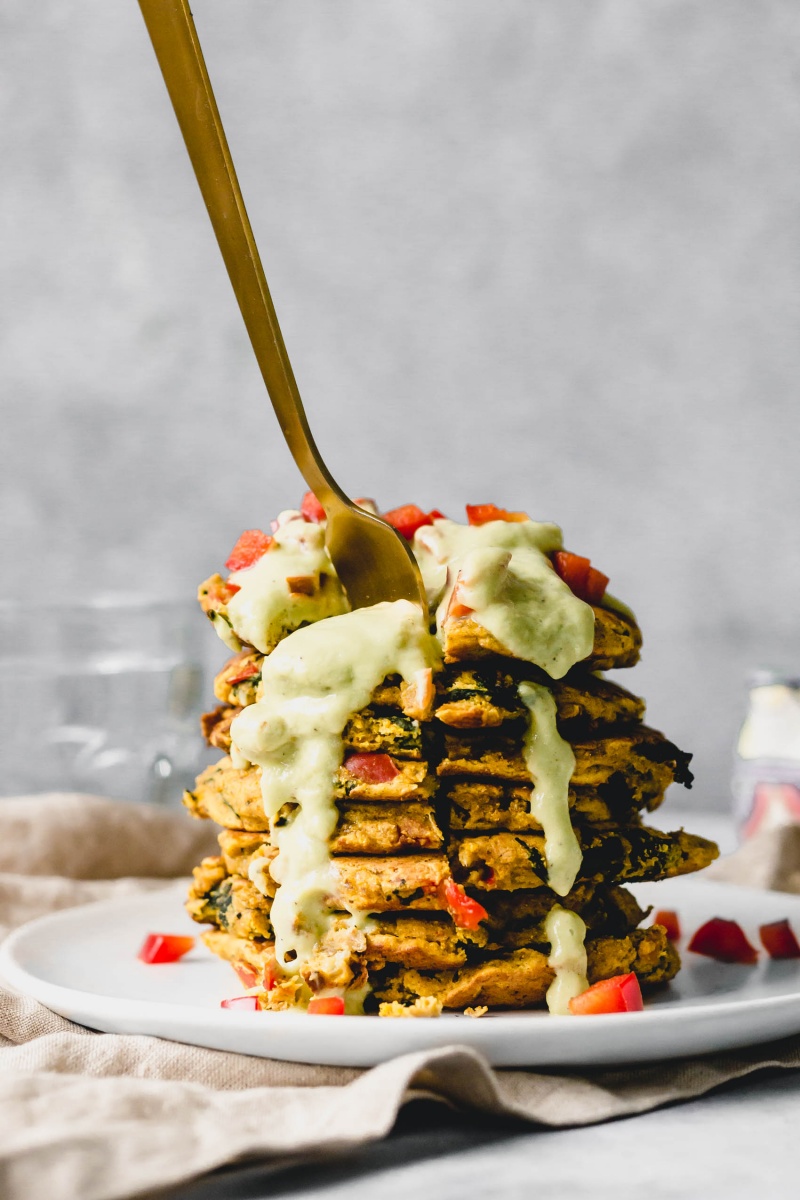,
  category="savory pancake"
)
[186,860,273,940]
[184,757,438,833]
[439,603,642,670]
[479,884,646,950]
[197,850,644,948]
[371,924,679,1009]
[435,665,645,734]
[438,725,692,809]
[445,779,635,832]
[188,506,718,1014]
[453,826,719,891]
[202,702,427,760]
[201,914,484,974]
